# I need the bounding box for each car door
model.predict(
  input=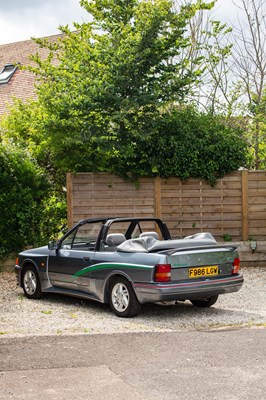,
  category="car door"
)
[48,221,102,293]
